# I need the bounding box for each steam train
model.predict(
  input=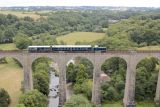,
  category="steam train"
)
[28,45,106,53]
